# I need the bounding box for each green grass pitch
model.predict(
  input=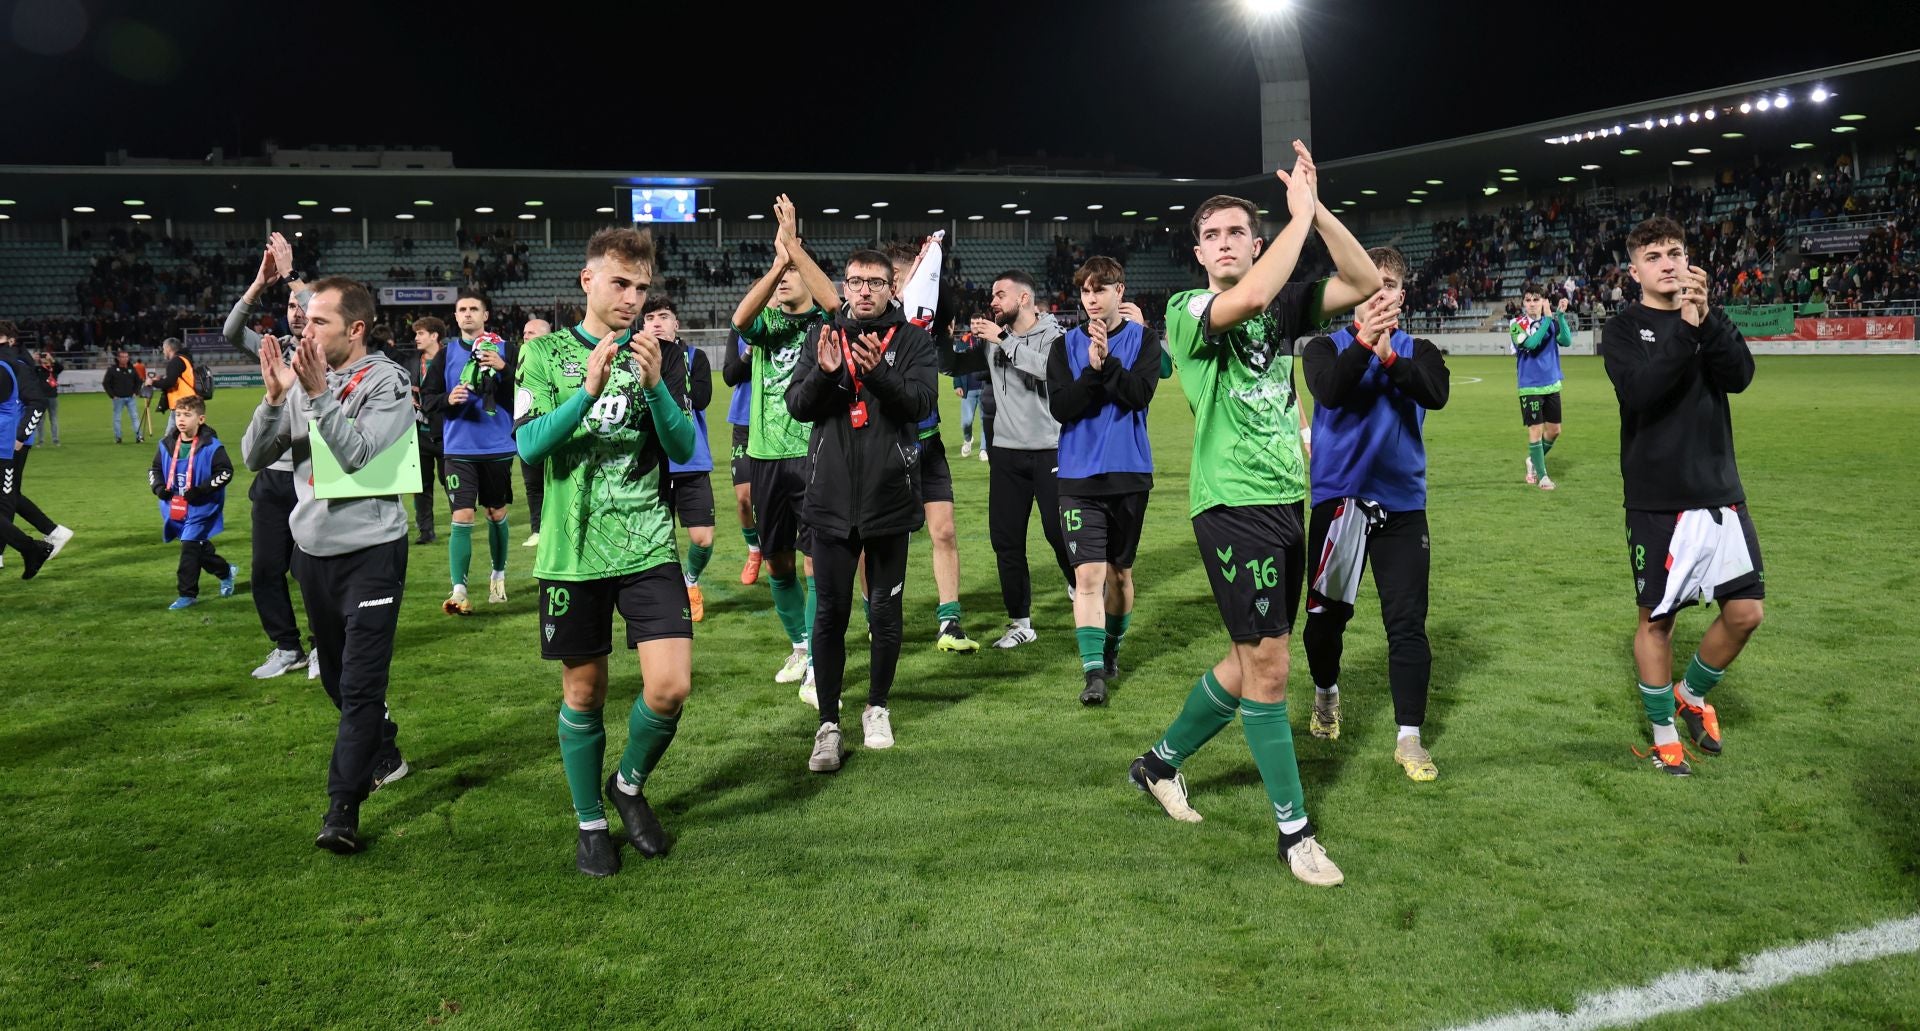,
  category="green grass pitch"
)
[1,354,1915,1028]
